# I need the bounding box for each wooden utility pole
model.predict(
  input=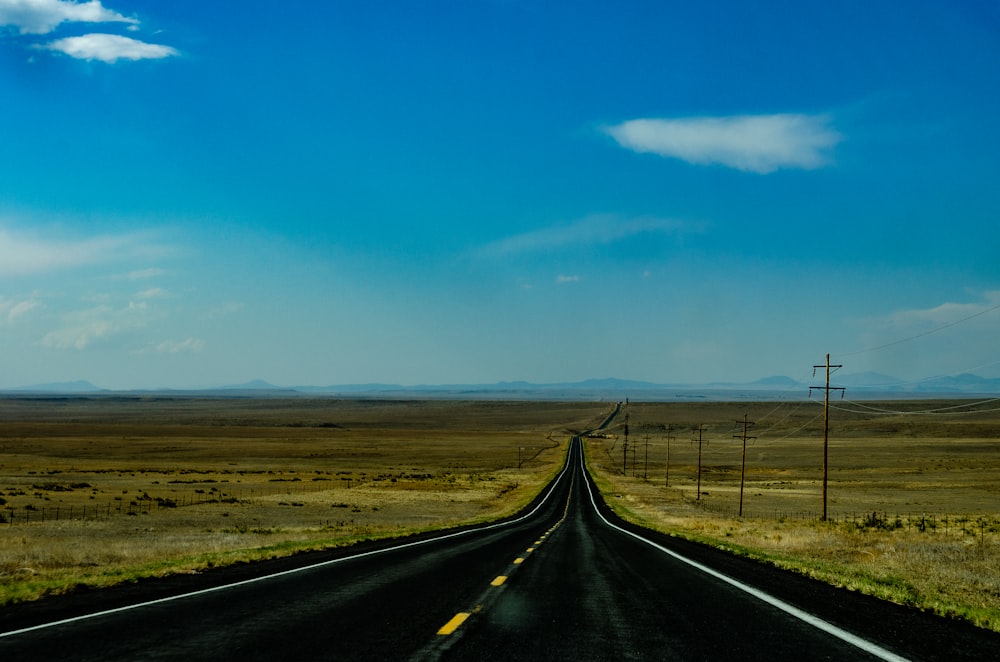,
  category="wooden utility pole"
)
[734,414,756,517]
[693,425,707,501]
[810,353,845,521]
[642,435,651,479]
[664,424,674,488]
[622,398,630,476]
